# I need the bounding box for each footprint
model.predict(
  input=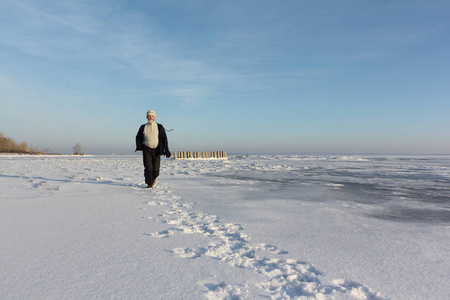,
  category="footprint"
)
[199,280,246,300]
[172,247,206,259]
[147,229,175,238]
